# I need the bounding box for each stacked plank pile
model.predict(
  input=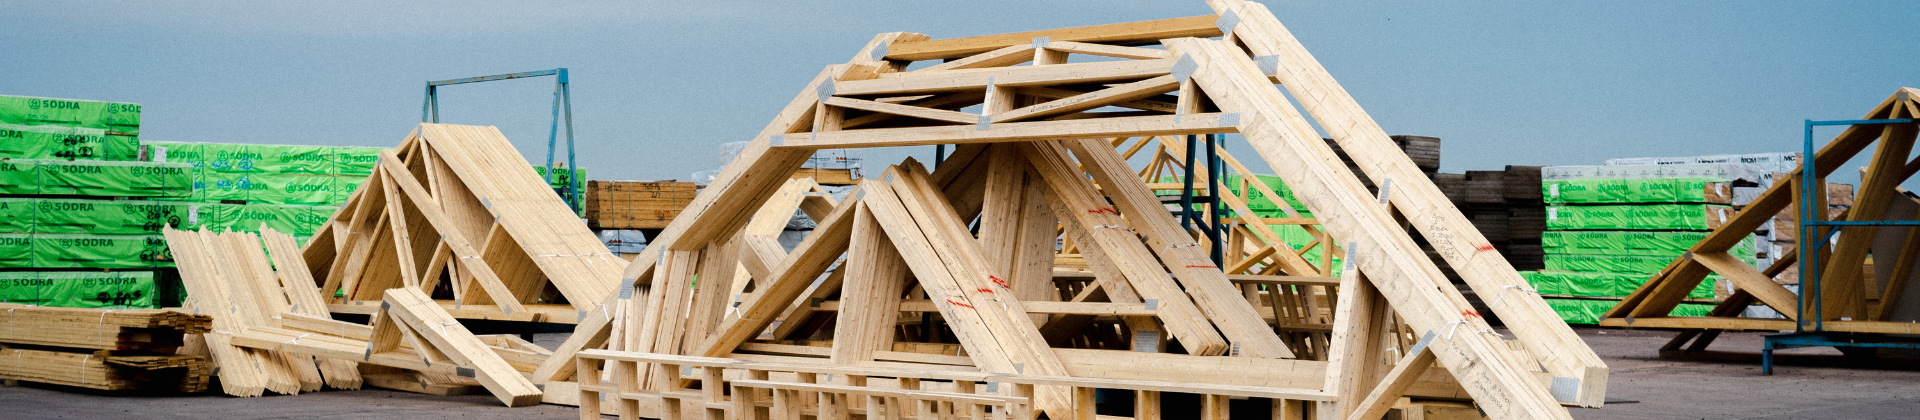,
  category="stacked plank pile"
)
[0,303,213,392]
[1530,166,1749,324]
[537,5,1611,420]
[586,180,701,230]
